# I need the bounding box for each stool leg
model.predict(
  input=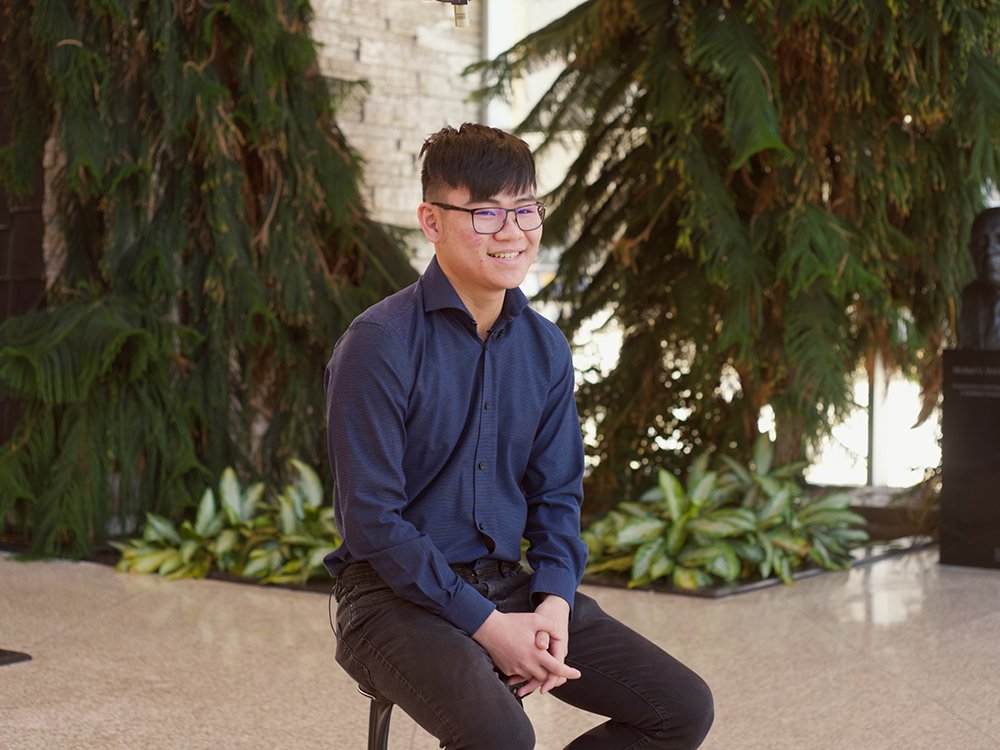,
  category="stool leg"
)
[368,697,394,750]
